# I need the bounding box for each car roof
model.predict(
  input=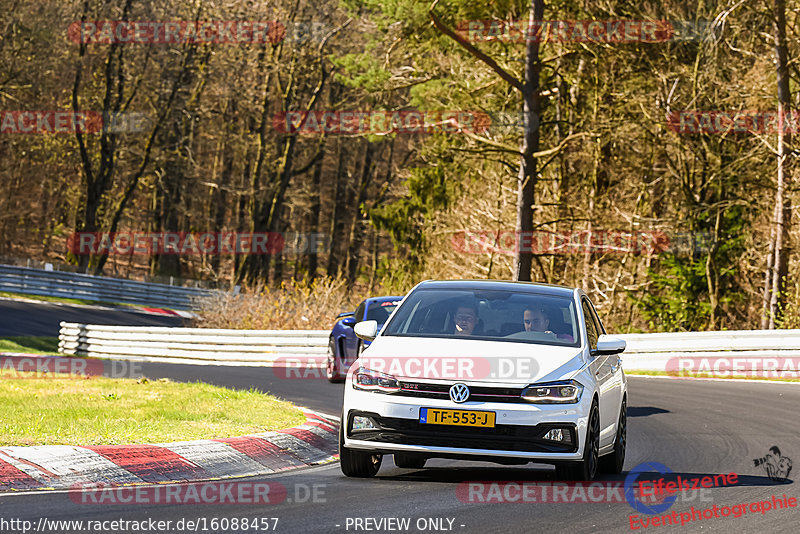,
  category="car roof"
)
[414,279,576,298]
